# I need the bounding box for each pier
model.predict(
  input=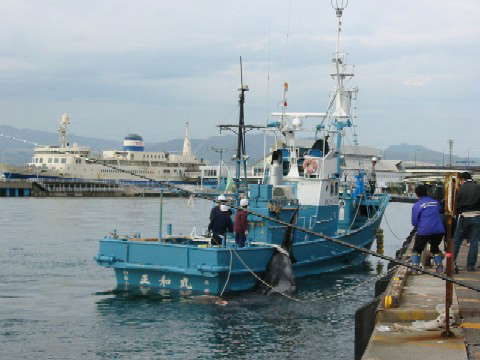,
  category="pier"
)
[0,180,33,197]
[0,179,188,197]
[358,241,480,359]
